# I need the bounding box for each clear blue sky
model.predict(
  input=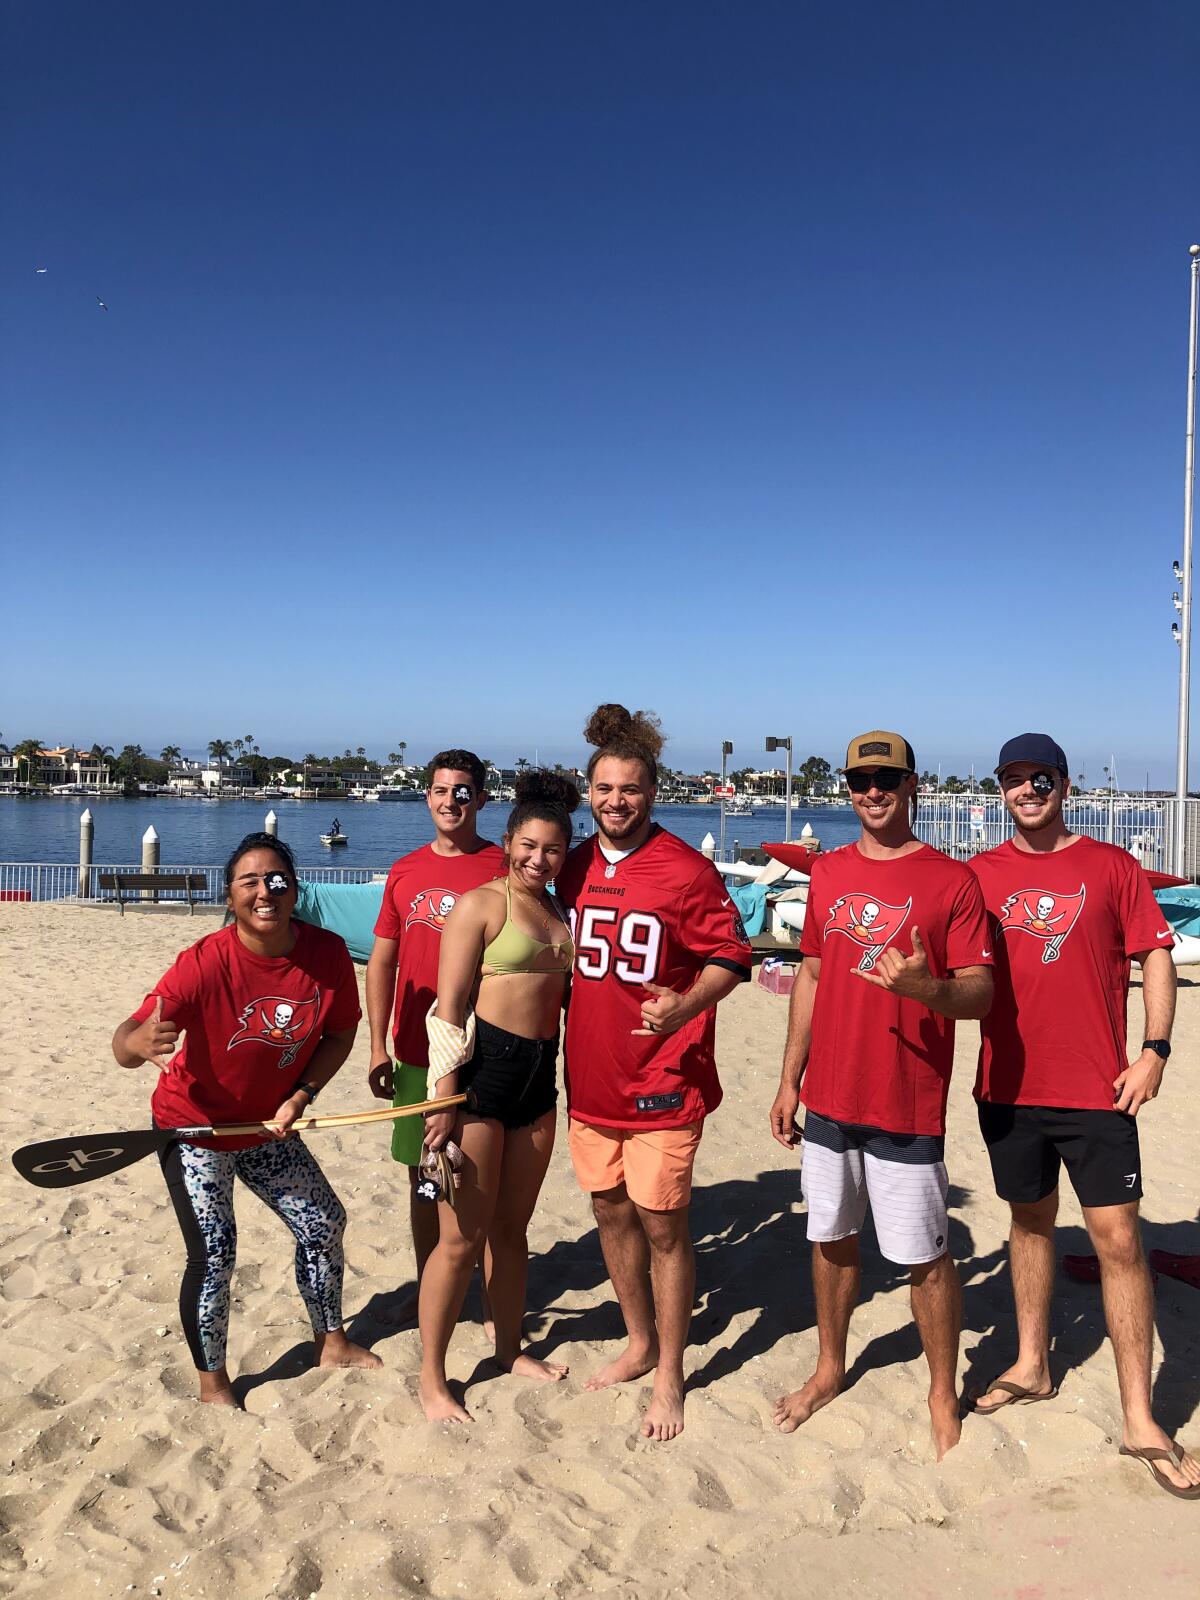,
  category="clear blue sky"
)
[2,2,1197,784]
